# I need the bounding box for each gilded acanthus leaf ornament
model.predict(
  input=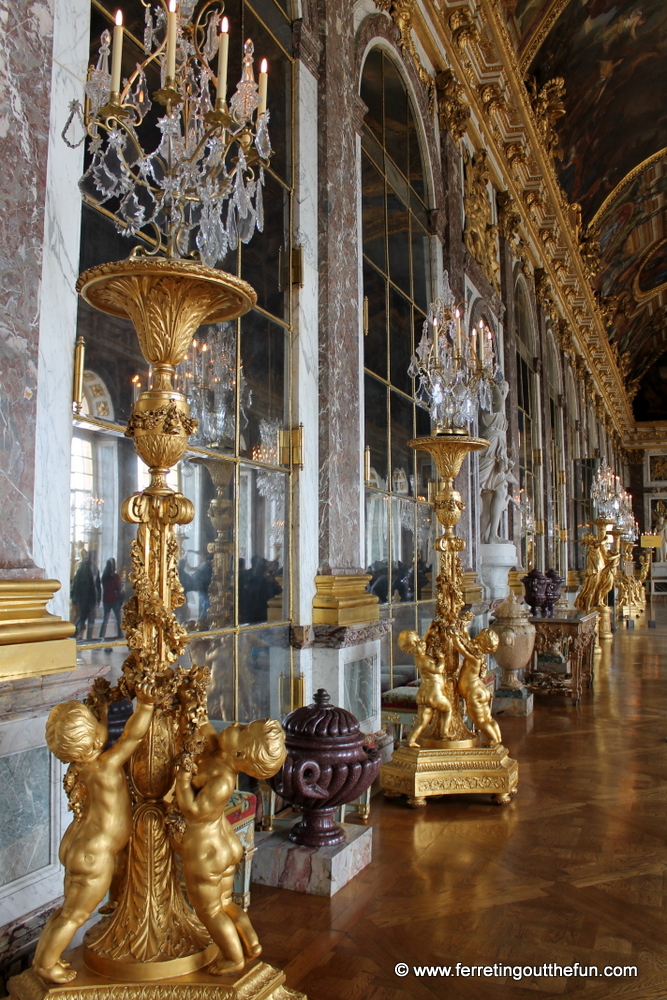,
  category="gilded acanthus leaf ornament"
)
[435,69,470,142]
[463,150,500,290]
[376,0,434,105]
[527,76,566,160]
[449,7,479,48]
[497,191,522,241]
